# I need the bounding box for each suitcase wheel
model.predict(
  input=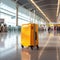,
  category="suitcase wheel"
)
[30,46,33,50]
[21,45,24,48]
[36,45,39,50]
